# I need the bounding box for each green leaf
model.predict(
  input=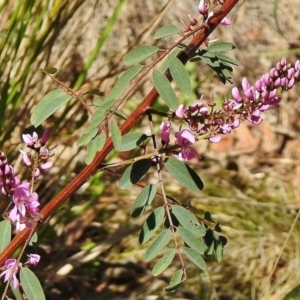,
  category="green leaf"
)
[109,118,122,151]
[182,247,207,270]
[43,66,57,74]
[130,184,157,218]
[81,88,104,97]
[95,131,106,151]
[204,211,216,223]
[159,48,181,73]
[85,139,98,165]
[207,42,236,52]
[153,25,179,39]
[164,157,204,191]
[104,65,144,101]
[145,229,171,261]
[215,53,239,66]
[123,46,159,66]
[152,249,176,276]
[172,205,206,237]
[29,233,38,246]
[94,98,117,115]
[164,269,184,292]
[31,89,72,127]
[0,220,11,252]
[203,229,215,256]
[168,55,192,95]
[77,127,98,147]
[119,159,152,189]
[177,227,205,254]
[139,207,165,244]
[152,70,179,110]
[120,132,148,151]
[214,234,224,262]
[283,284,300,300]
[20,267,46,300]
[201,54,220,68]
[84,132,106,164]
[214,223,222,232]
[219,235,228,247]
